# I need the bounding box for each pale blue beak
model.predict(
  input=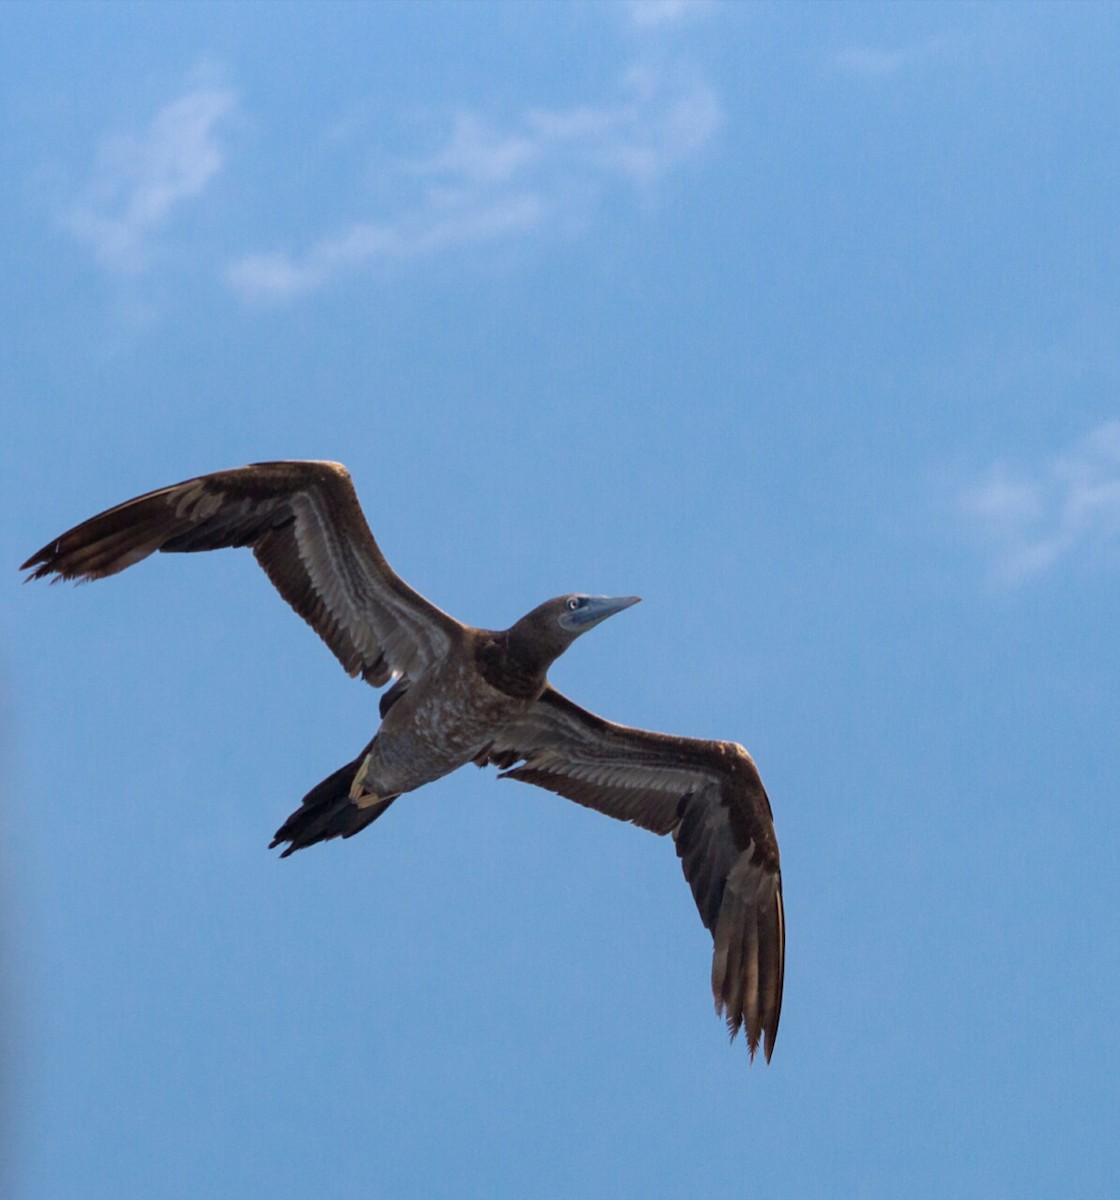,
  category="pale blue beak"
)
[561,594,641,632]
